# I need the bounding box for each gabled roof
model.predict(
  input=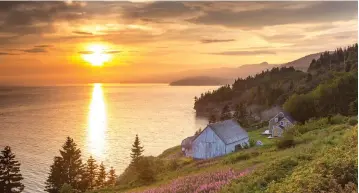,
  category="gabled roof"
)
[208,119,248,145]
[270,111,295,123]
